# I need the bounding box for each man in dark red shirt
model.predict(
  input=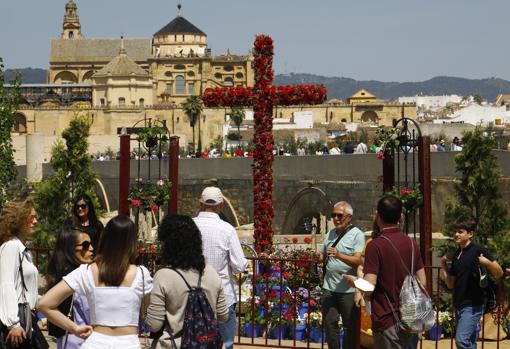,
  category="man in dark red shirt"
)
[345,196,426,349]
